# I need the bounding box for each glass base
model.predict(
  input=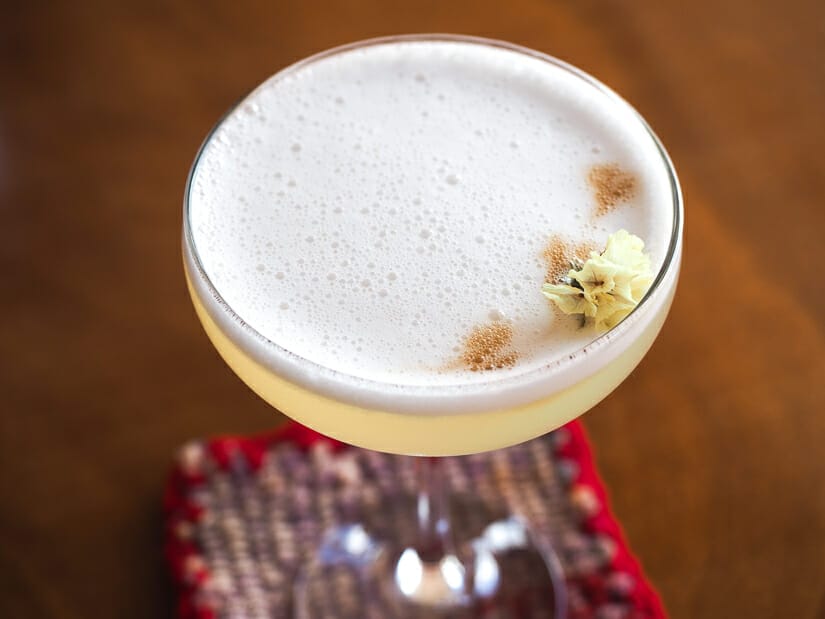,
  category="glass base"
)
[294,518,566,619]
